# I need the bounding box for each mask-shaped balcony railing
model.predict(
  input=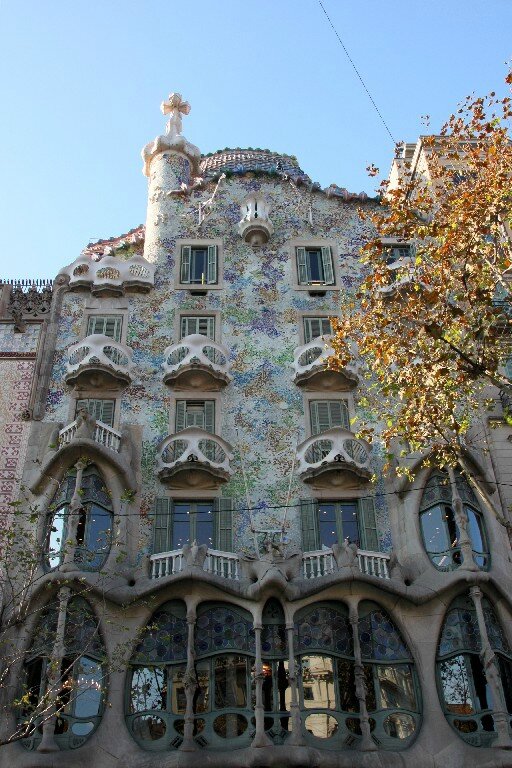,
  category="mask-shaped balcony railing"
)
[59,419,122,453]
[65,334,134,389]
[60,253,155,295]
[297,427,372,487]
[292,336,359,390]
[157,427,234,489]
[302,547,390,579]
[162,334,232,390]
